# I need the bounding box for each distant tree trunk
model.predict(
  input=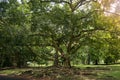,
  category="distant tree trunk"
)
[53,49,59,67]
[12,55,17,68]
[94,59,98,65]
[87,53,91,65]
[0,54,4,68]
